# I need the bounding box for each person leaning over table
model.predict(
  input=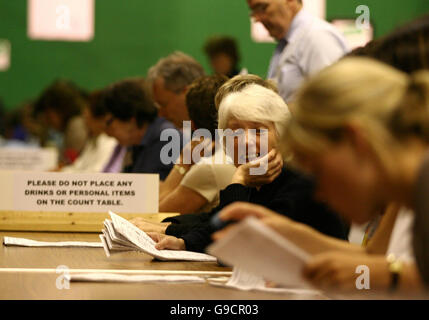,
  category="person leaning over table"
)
[130,74,282,234]
[250,57,428,293]
[33,79,89,166]
[103,78,179,180]
[147,51,205,130]
[60,89,118,173]
[144,79,349,253]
